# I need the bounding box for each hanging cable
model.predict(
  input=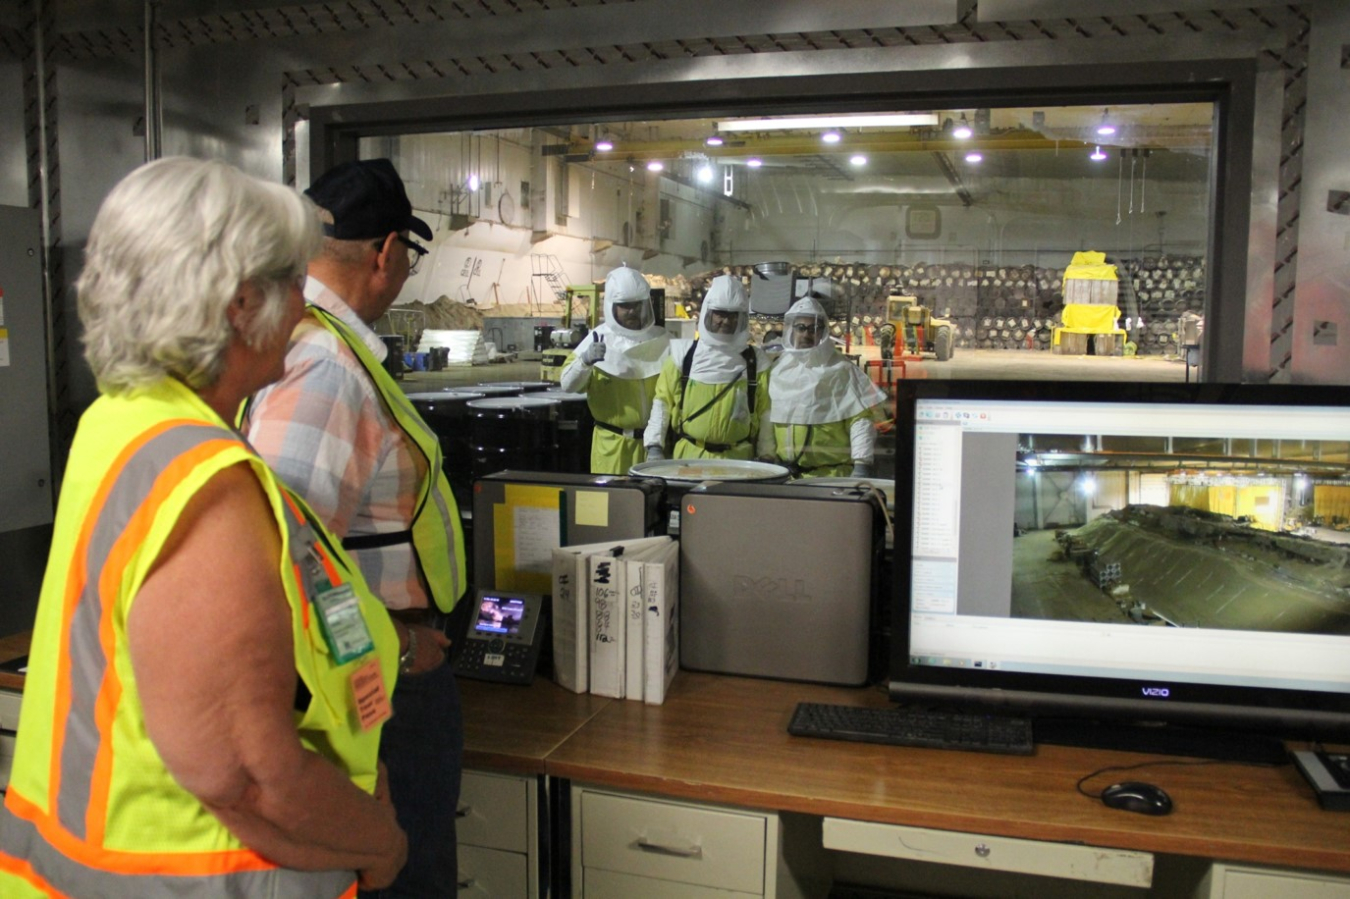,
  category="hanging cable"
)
[1129,149,1137,216]
[1116,151,1124,226]
[1140,149,1149,214]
